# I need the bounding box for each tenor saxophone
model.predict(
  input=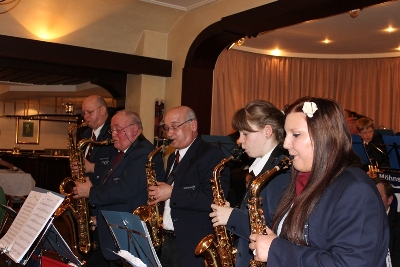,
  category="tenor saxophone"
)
[195,147,244,267]
[248,156,292,267]
[133,139,171,251]
[55,123,114,258]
